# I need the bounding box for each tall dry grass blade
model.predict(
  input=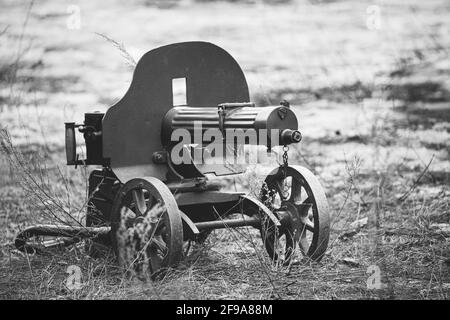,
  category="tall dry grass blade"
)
[95,32,137,68]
